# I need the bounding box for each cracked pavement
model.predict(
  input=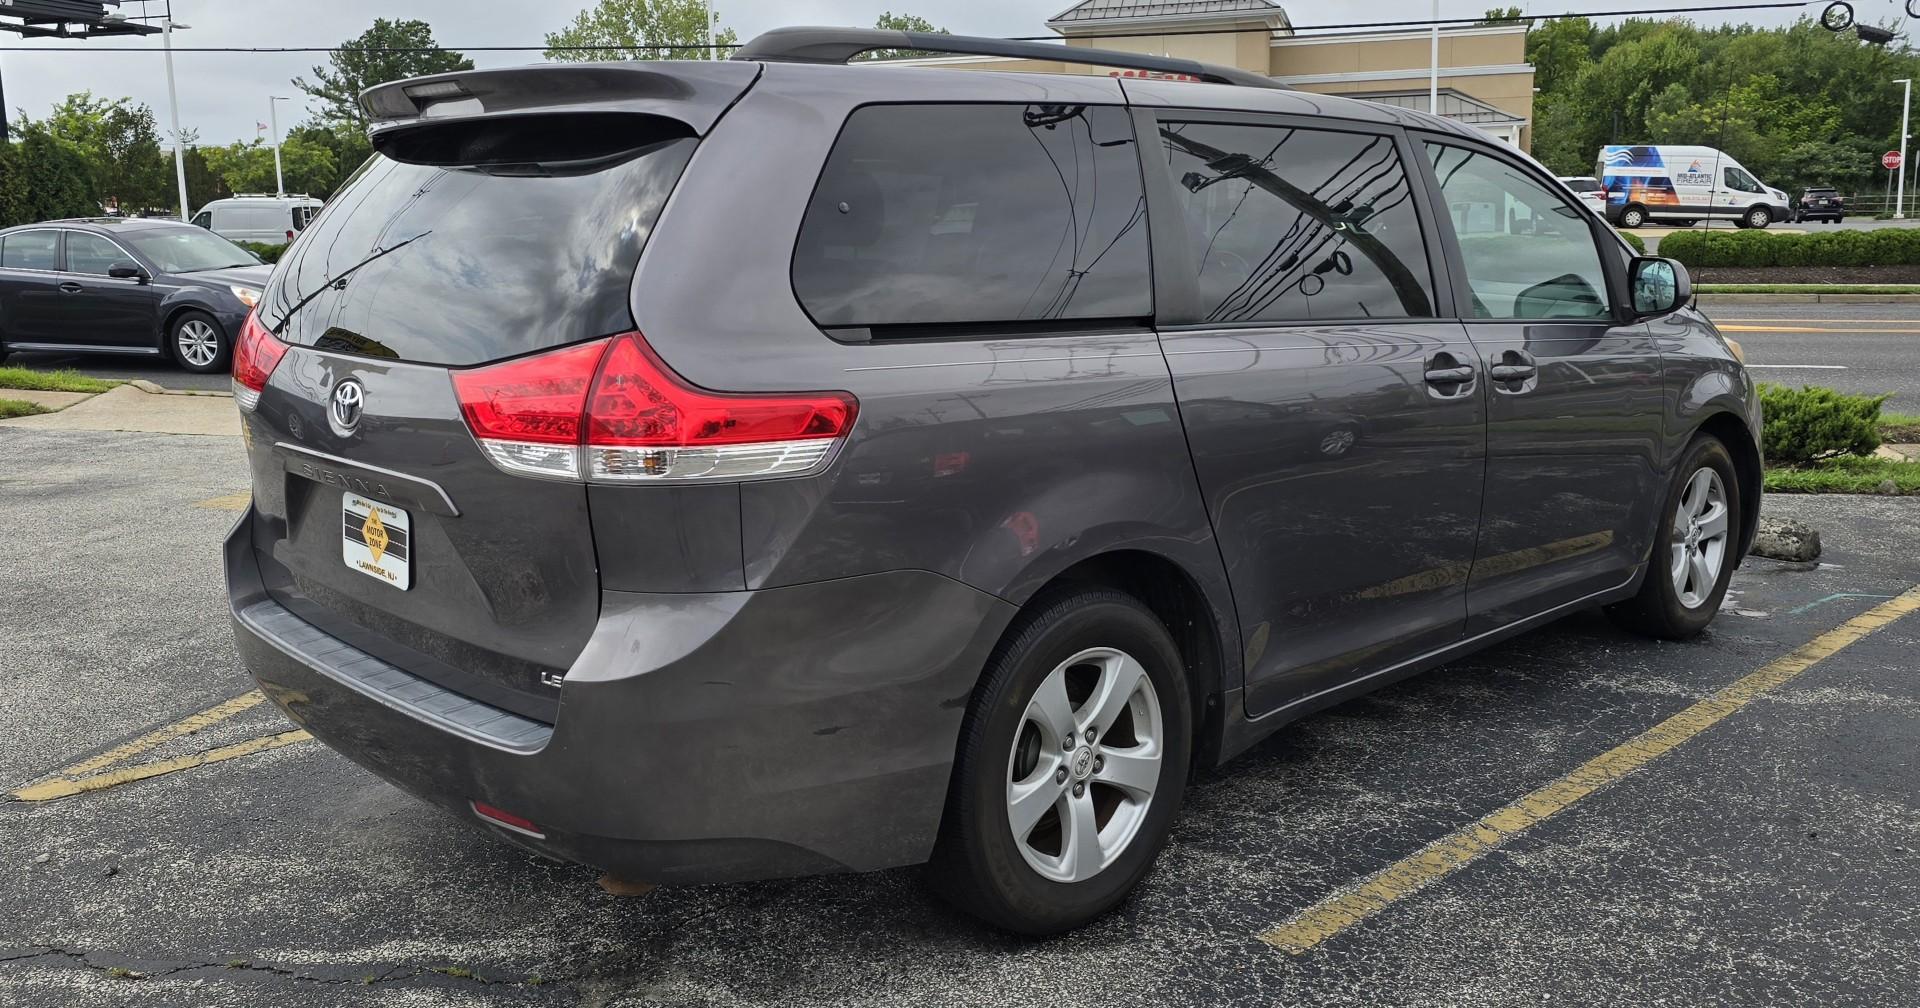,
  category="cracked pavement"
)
[2,428,1917,1006]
